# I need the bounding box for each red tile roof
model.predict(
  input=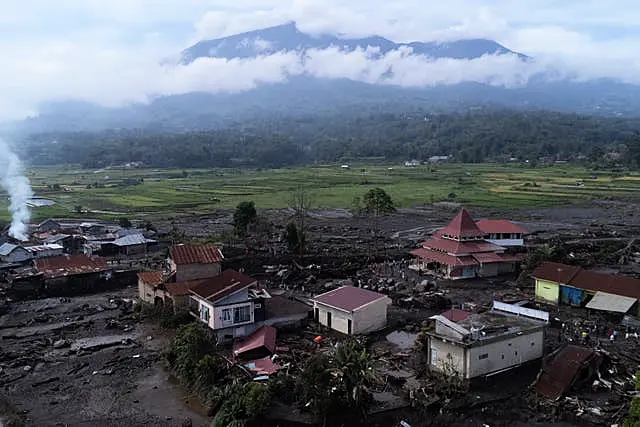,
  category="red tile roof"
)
[234,325,277,357]
[471,252,520,264]
[189,269,257,303]
[476,219,528,235]
[165,281,196,297]
[441,308,471,322]
[169,244,223,265]
[422,238,505,255]
[535,345,601,400]
[137,271,164,287]
[532,262,581,285]
[433,208,485,239]
[313,286,388,312]
[411,248,478,267]
[34,254,108,278]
